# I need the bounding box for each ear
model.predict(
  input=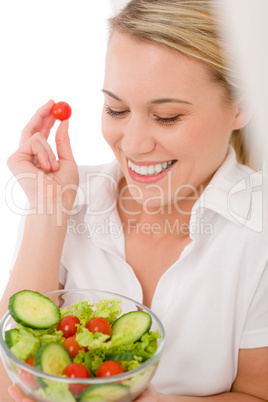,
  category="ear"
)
[231,96,253,130]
